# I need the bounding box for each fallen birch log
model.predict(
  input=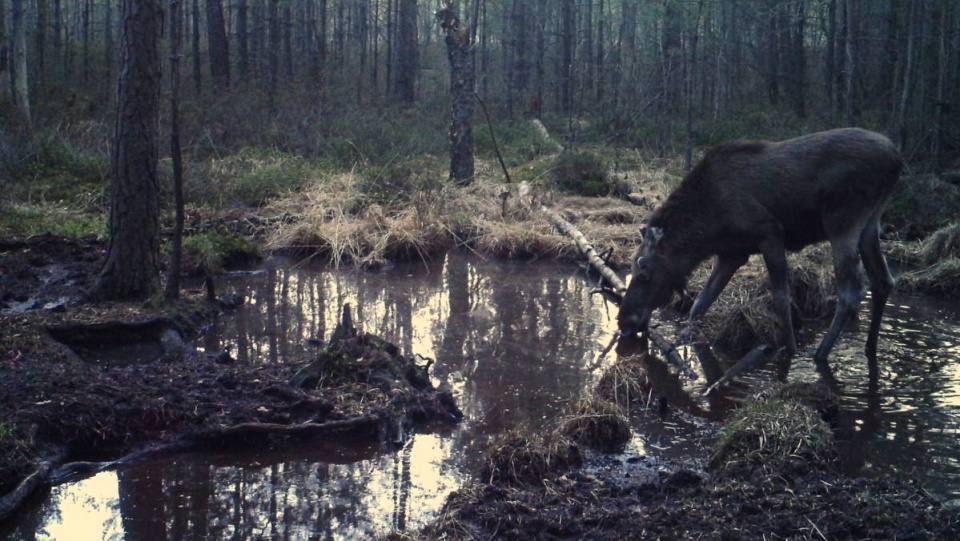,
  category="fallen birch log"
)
[534,202,699,379]
[537,204,625,294]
